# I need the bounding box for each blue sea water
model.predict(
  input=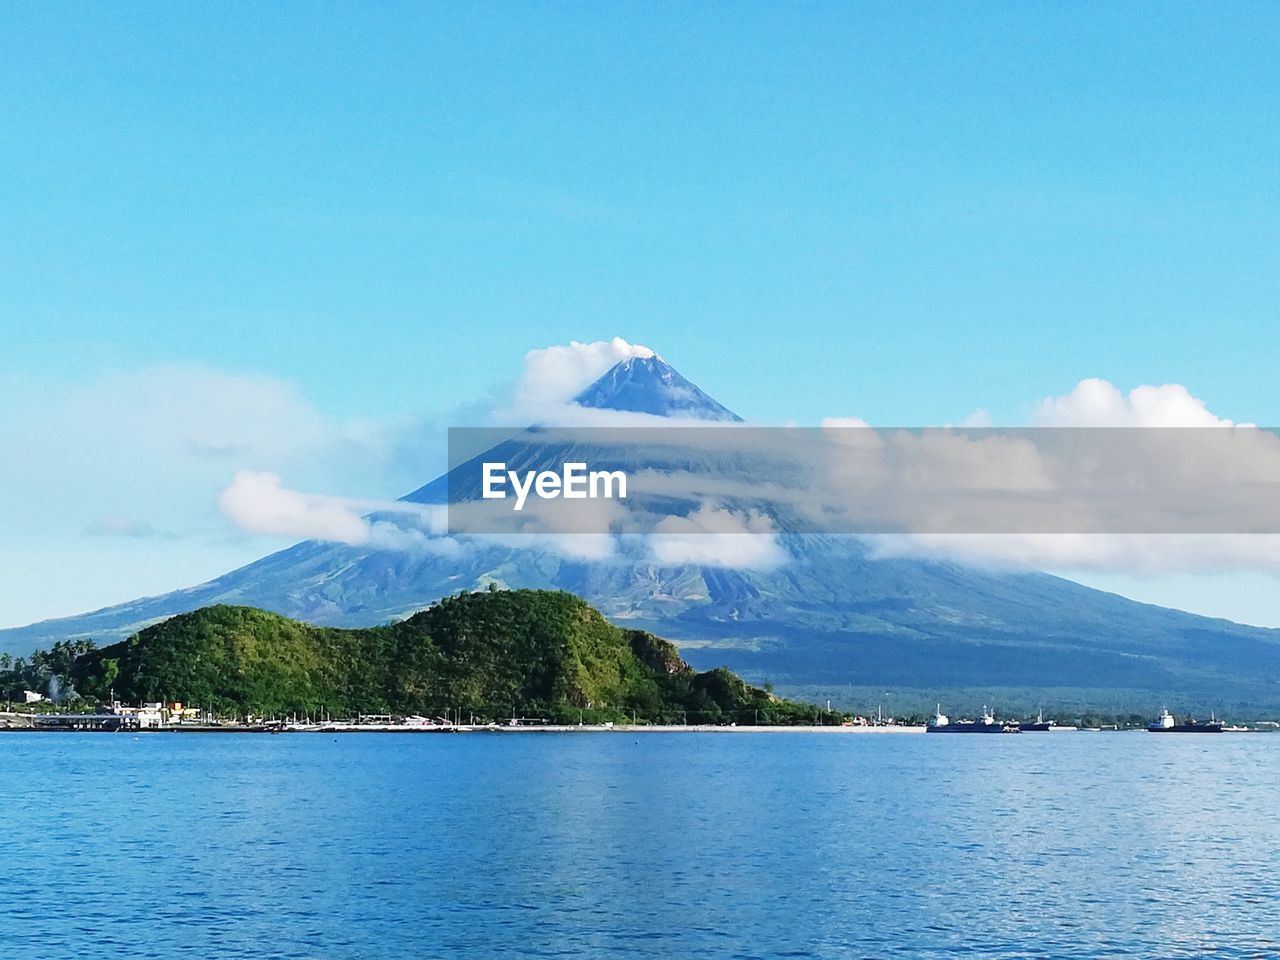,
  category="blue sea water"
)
[3,731,1277,959]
